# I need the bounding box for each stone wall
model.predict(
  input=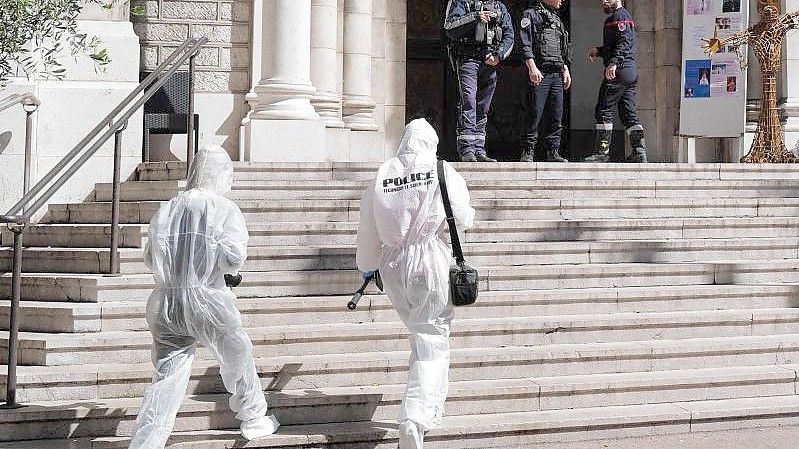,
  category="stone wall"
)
[635,0,683,163]
[0,4,141,217]
[132,0,251,157]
